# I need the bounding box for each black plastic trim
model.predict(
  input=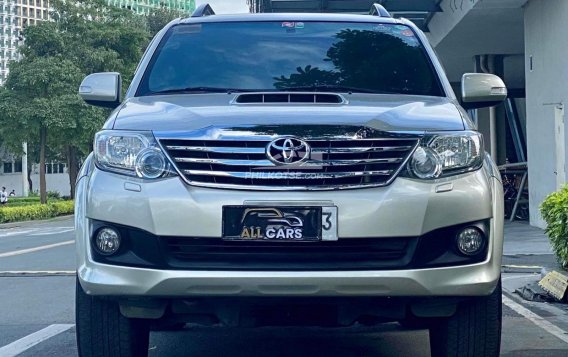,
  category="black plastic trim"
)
[90,219,490,271]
